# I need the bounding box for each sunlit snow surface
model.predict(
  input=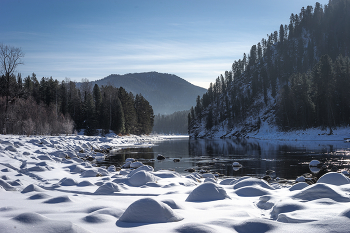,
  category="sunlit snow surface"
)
[1,134,350,232]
